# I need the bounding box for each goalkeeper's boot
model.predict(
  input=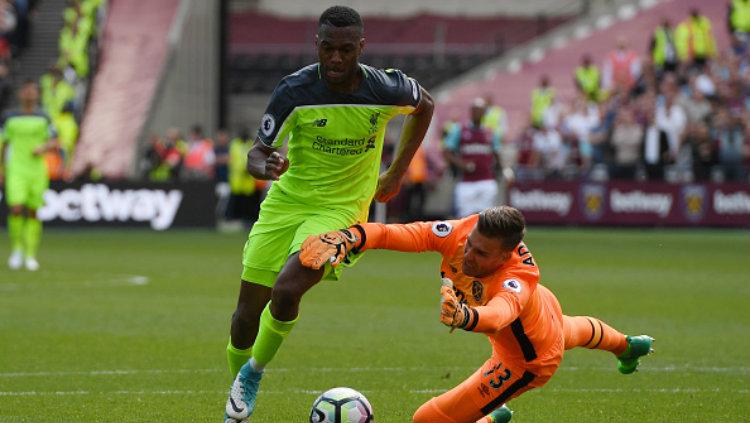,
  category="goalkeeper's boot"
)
[225,362,263,420]
[617,335,654,374]
[7,250,22,270]
[486,404,513,423]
